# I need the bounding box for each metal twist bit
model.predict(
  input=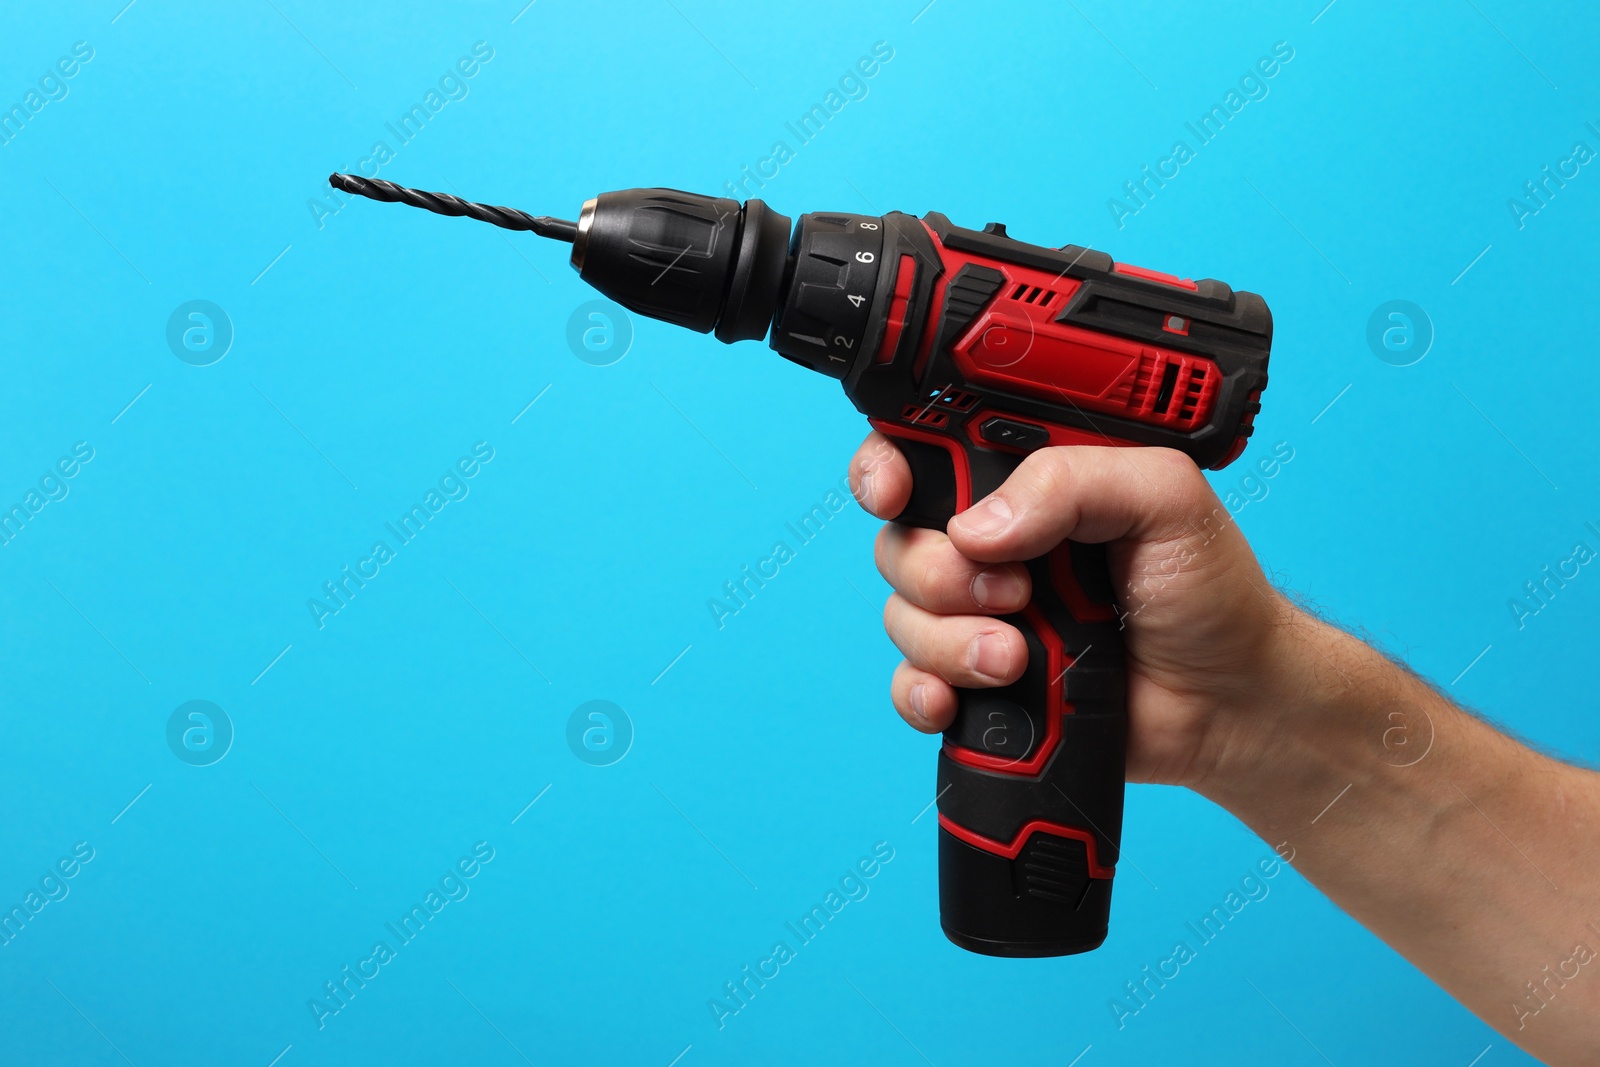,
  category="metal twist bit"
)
[328,173,577,242]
